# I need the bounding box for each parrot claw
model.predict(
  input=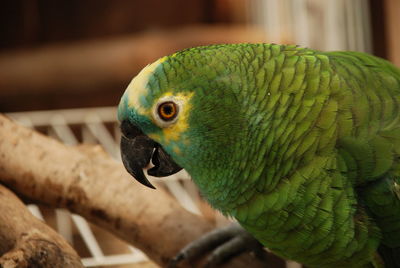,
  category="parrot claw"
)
[168,223,268,268]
